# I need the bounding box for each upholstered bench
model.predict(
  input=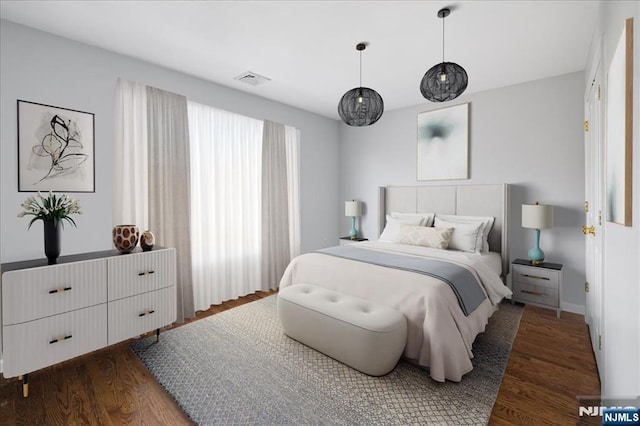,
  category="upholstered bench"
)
[277,284,407,376]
